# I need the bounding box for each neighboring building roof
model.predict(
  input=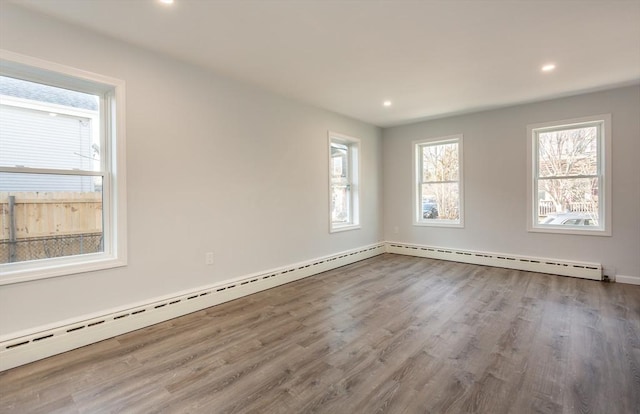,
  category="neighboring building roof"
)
[0,76,98,111]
